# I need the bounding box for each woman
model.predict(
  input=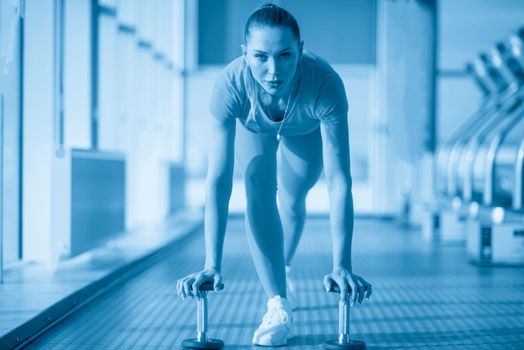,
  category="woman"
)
[177,3,372,346]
